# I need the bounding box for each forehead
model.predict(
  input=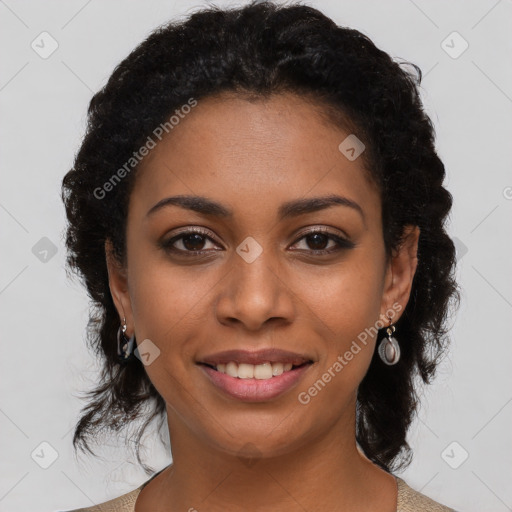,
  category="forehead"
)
[130,92,379,223]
